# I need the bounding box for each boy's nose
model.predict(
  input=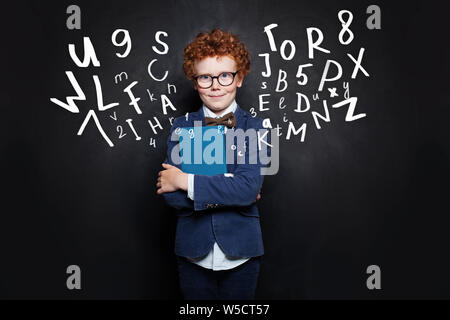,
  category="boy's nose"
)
[211,78,221,89]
